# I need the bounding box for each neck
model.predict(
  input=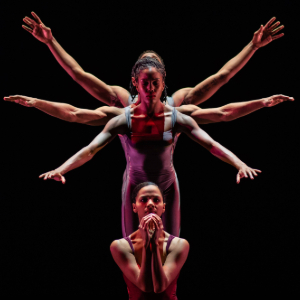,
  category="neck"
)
[139,96,163,115]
